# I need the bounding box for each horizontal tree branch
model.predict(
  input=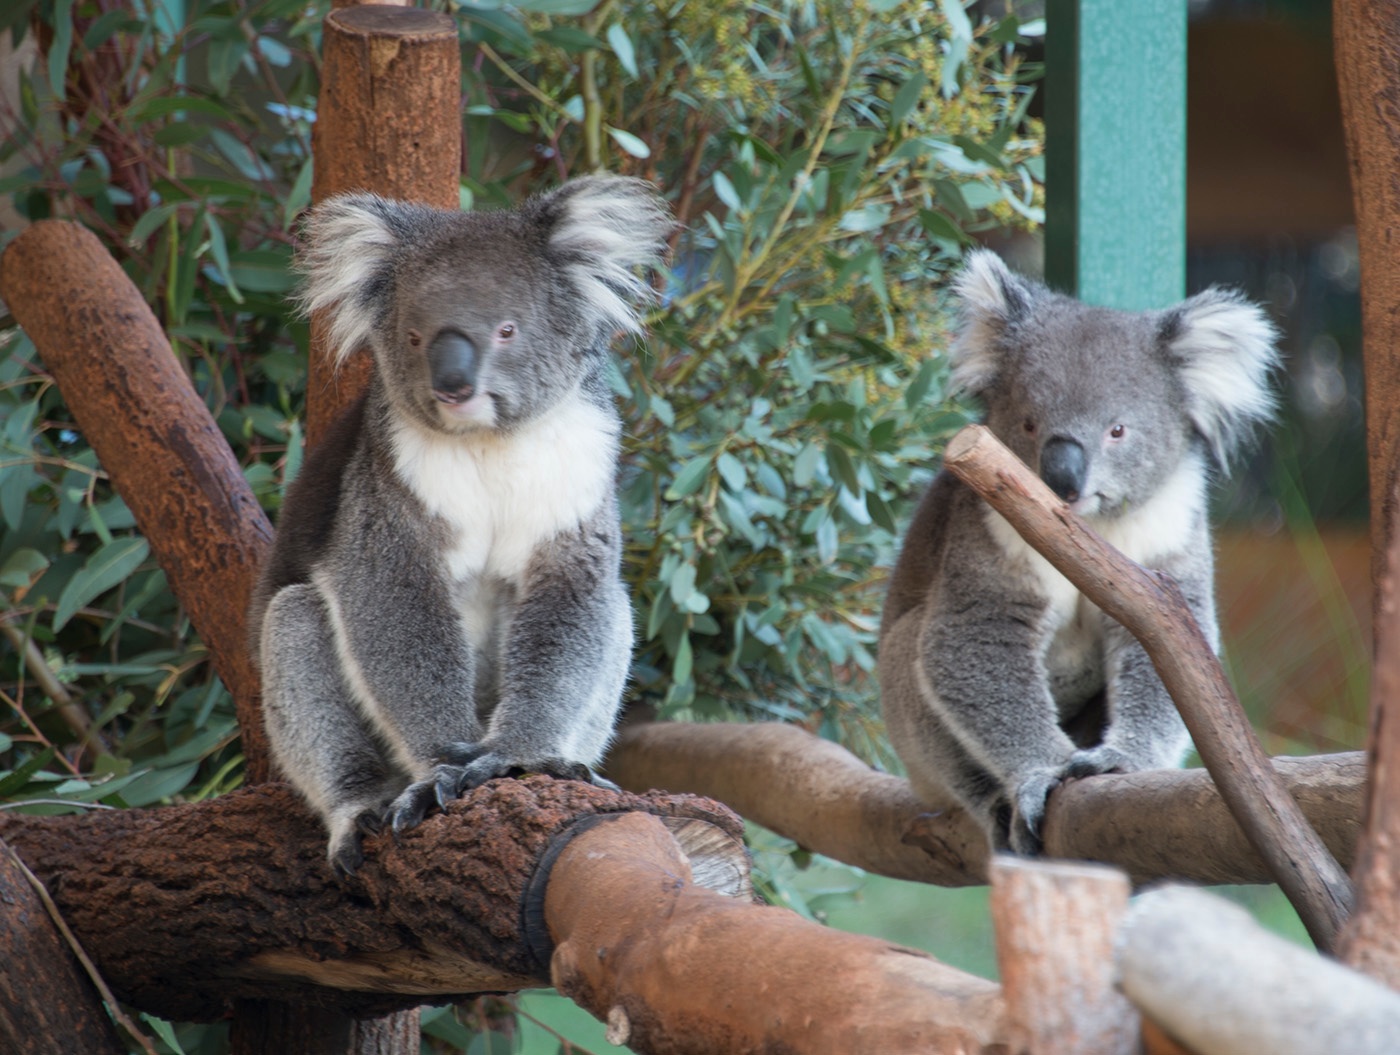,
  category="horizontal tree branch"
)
[943,424,1354,947]
[606,720,1362,887]
[544,811,1009,1055]
[1118,885,1400,1055]
[0,780,746,1023]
